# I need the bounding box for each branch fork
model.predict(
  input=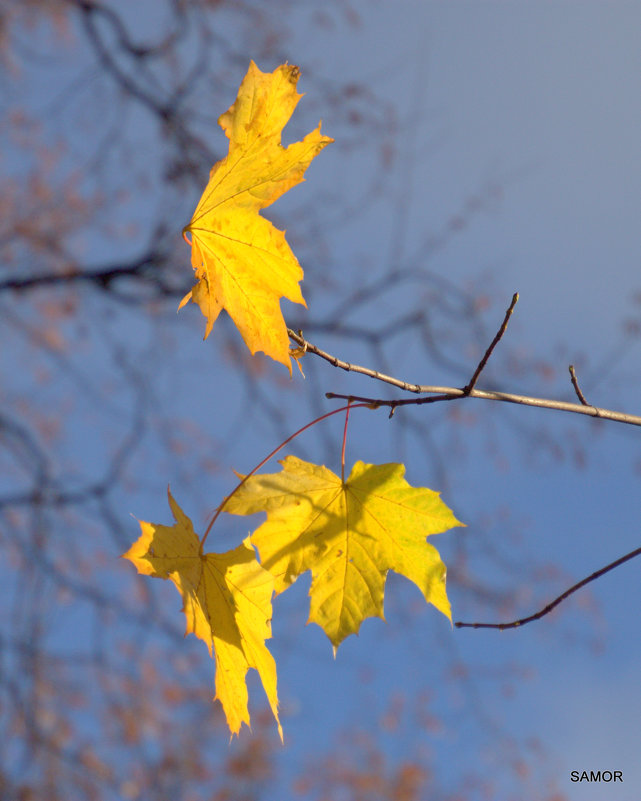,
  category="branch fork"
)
[288,292,641,629]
